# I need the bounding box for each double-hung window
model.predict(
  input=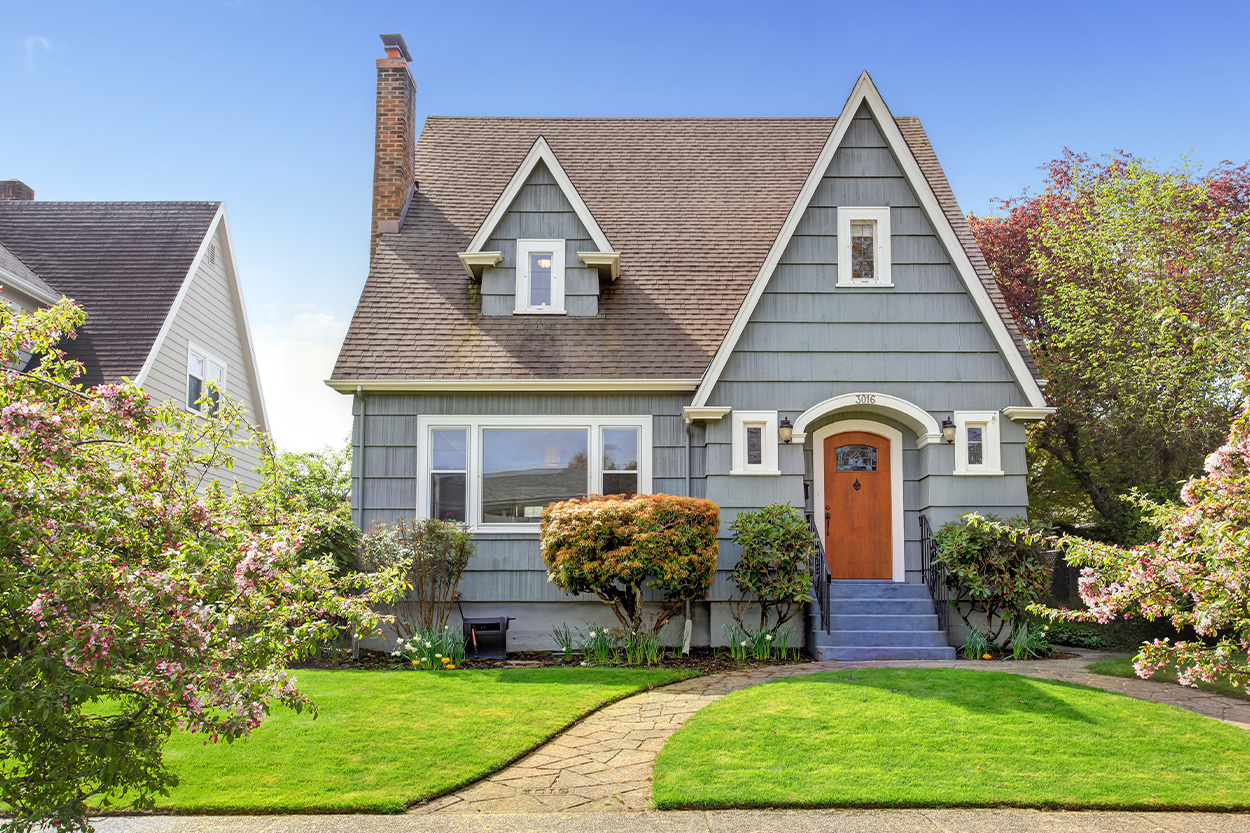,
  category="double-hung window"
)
[186,345,227,414]
[417,416,652,532]
[953,411,1003,475]
[515,239,566,314]
[837,207,892,287]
